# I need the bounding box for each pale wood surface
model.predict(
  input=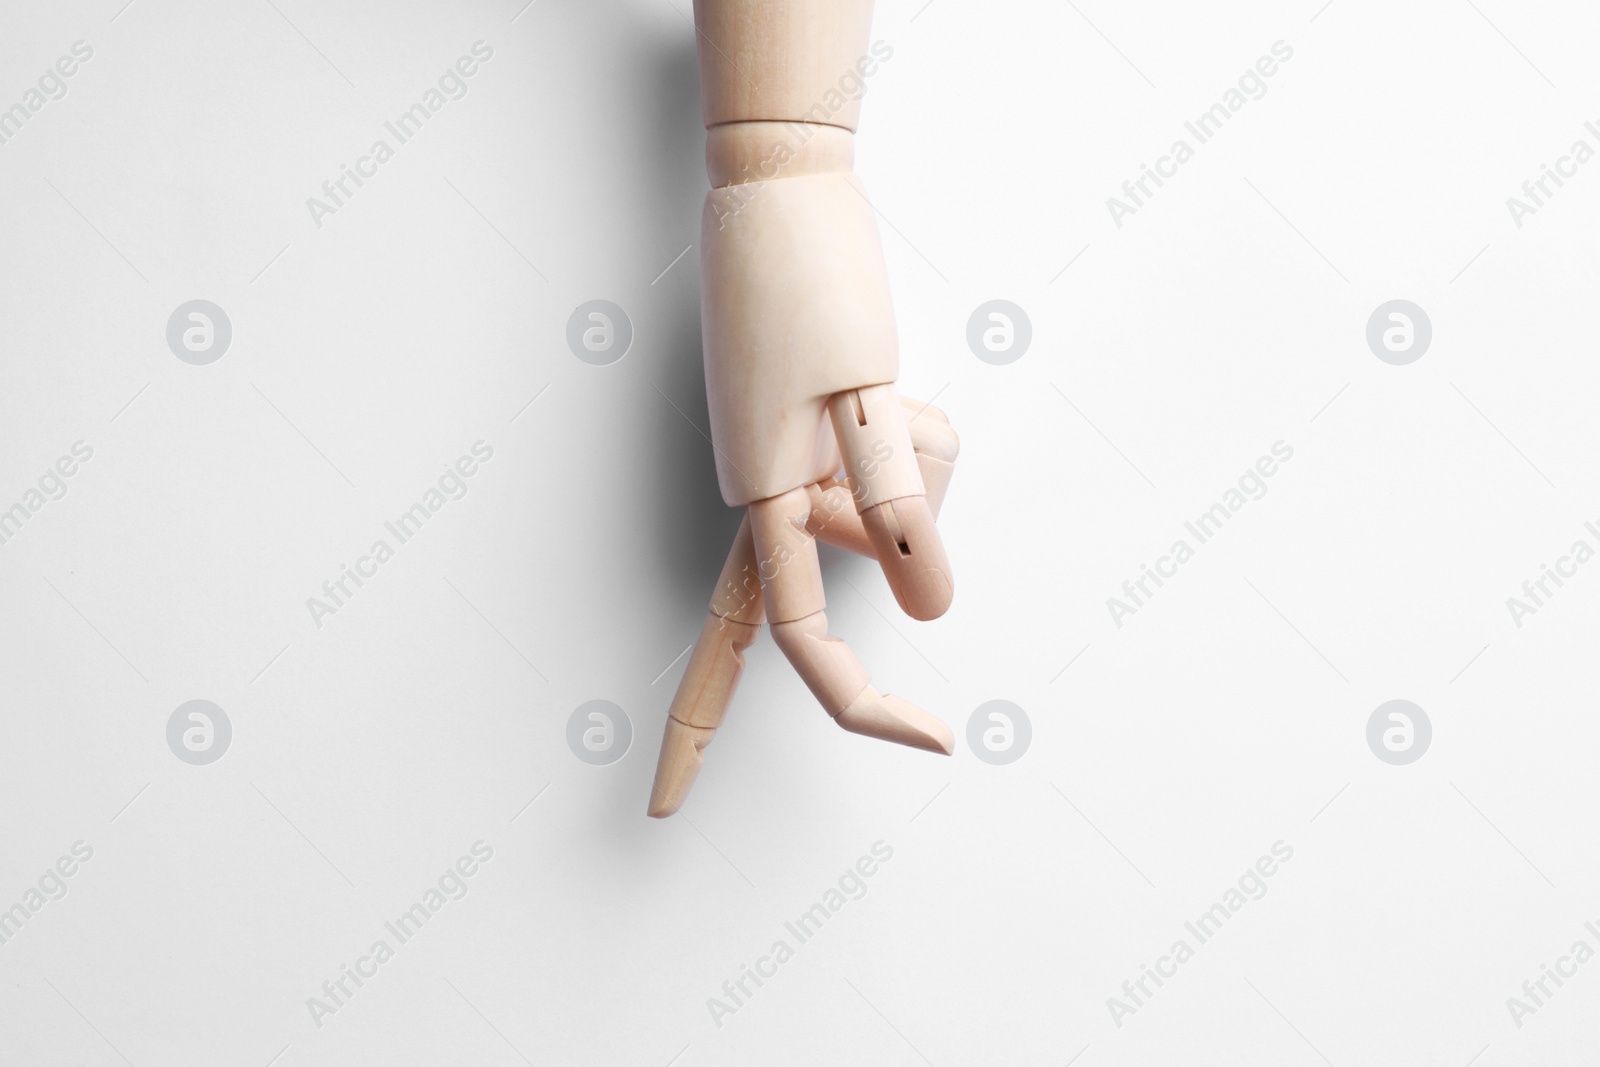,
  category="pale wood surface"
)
[700,172,898,507]
[693,0,876,130]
